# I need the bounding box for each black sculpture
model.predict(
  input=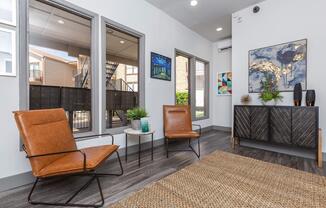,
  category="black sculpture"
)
[306,90,316,106]
[293,83,302,106]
